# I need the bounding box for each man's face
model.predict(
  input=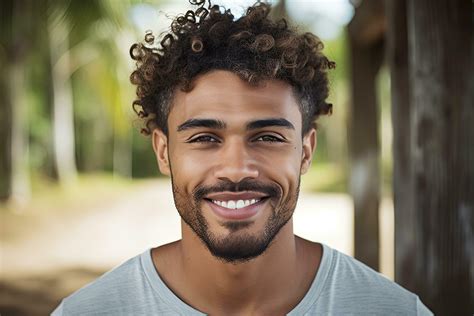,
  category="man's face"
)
[153,70,315,264]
